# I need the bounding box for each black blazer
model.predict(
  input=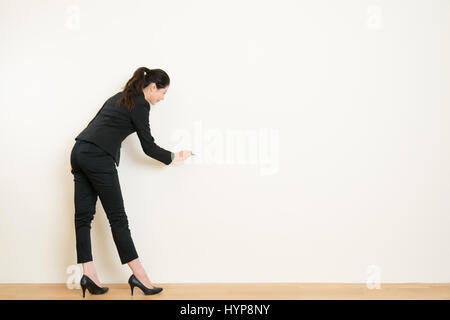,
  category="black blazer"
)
[75,91,174,167]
